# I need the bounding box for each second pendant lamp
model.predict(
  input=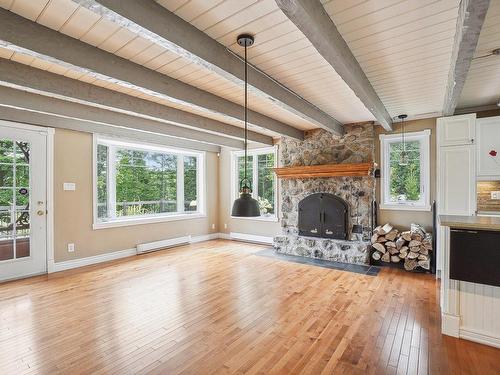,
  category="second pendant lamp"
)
[231,34,260,217]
